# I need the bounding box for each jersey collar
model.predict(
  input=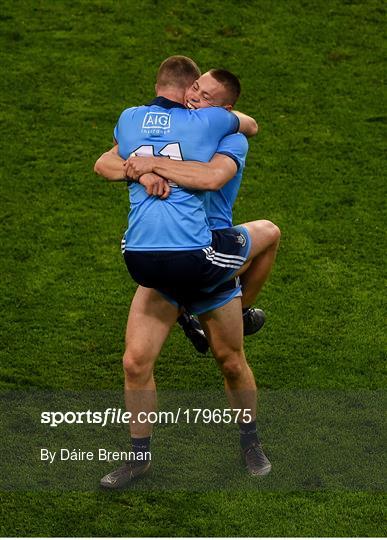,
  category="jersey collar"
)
[147,96,186,109]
